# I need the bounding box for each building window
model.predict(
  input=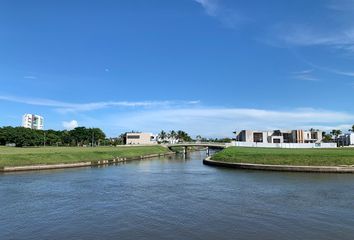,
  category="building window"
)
[253,133,263,142]
[127,135,140,139]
